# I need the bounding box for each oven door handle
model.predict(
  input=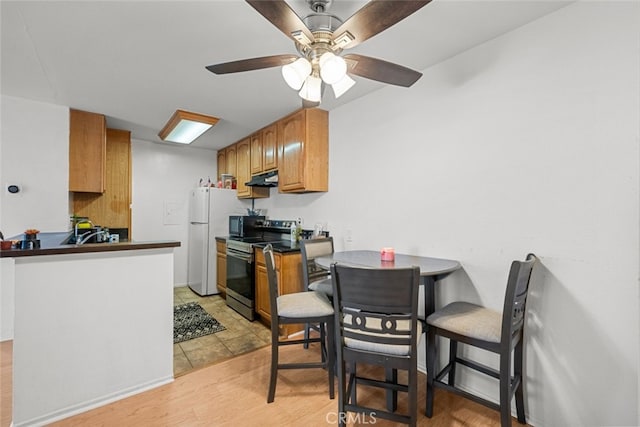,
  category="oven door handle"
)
[227,249,253,263]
